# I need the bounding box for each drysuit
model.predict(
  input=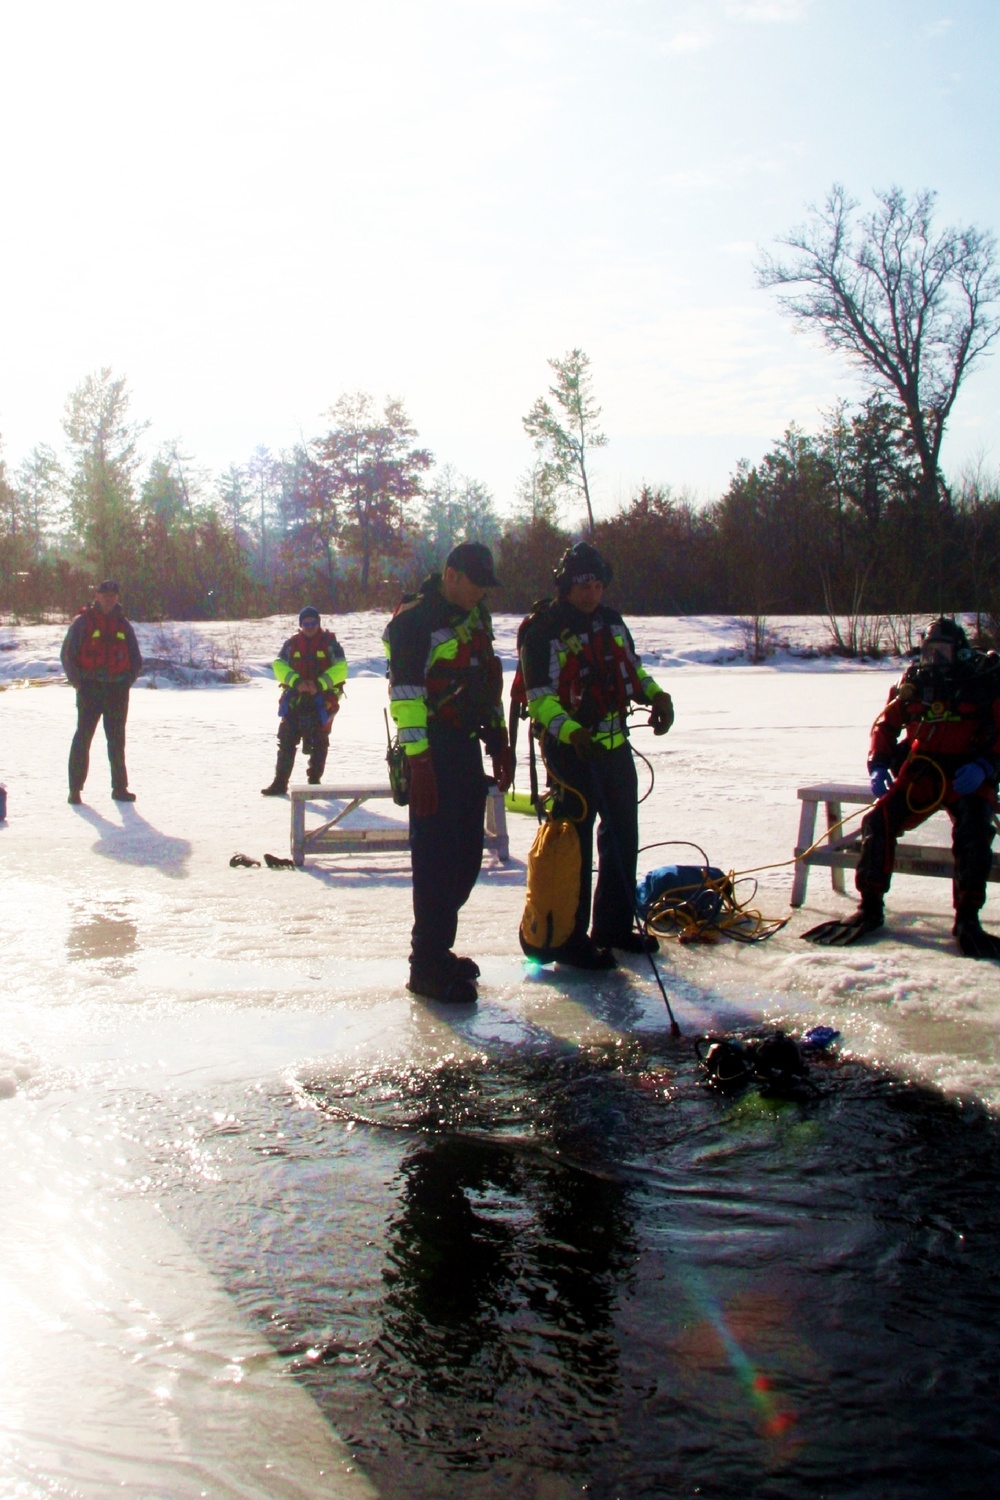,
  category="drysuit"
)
[383,573,506,984]
[519,598,665,949]
[268,628,347,787]
[858,650,1000,922]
